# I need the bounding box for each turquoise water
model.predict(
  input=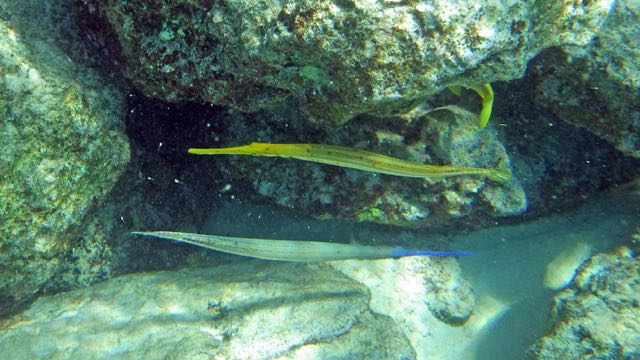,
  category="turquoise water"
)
[203,189,639,359]
[454,190,639,359]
